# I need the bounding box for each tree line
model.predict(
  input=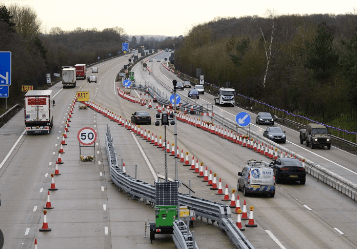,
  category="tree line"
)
[175,13,357,131]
